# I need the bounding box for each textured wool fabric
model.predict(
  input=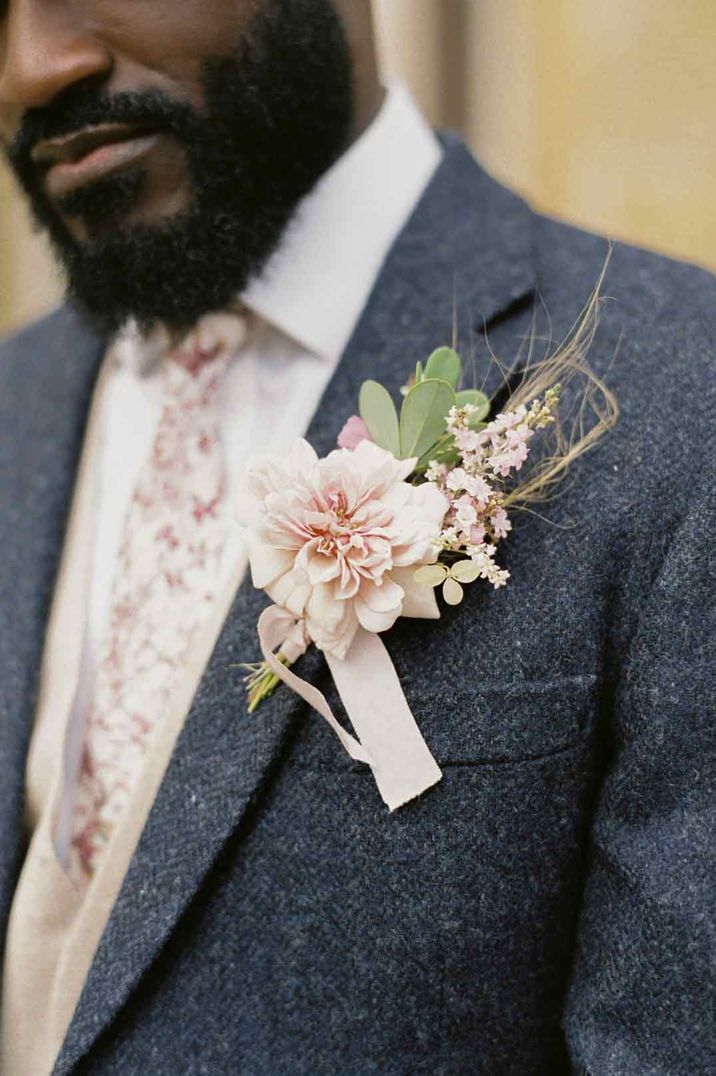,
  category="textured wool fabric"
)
[0,137,714,1075]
